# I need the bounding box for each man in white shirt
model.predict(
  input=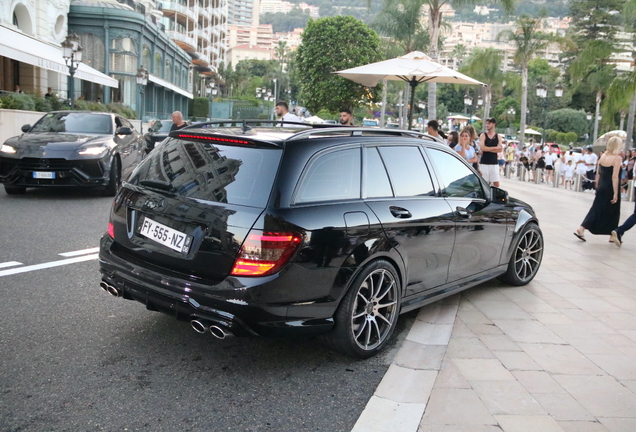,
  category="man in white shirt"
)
[275,102,304,125]
[544,147,558,185]
[612,160,636,247]
[582,147,598,190]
